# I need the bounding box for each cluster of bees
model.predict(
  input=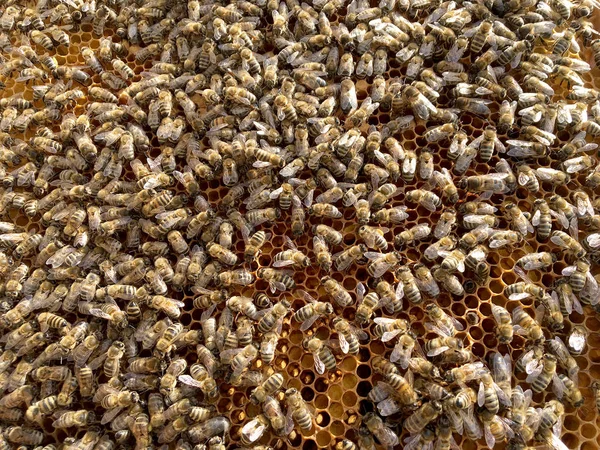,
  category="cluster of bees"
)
[0,0,600,448]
